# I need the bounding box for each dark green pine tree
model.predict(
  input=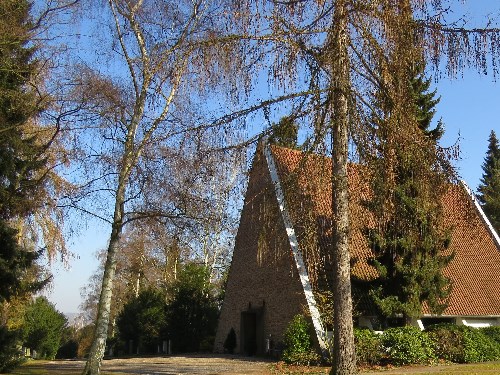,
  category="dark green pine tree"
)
[0,0,47,300]
[410,63,444,141]
[477,130,500,235]
[0,0,47,221]
[0,220,44,303]
[0,2,50,370]
[268,116,299,149]
[364,62,454,325]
